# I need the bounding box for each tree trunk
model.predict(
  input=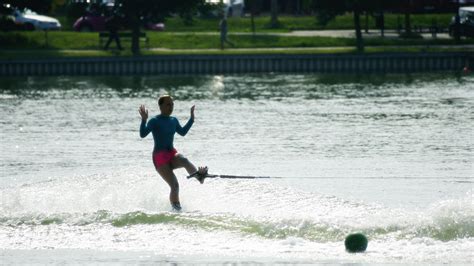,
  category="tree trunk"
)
[270,0,278,28]
[380,11,385,37]
[404,12,411,34]
[378,2,385,37]
[354,6,364,52]
[404,0,412,34]
[455,0,461,42]
[365,12,369,33]
[131,18,140,55]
